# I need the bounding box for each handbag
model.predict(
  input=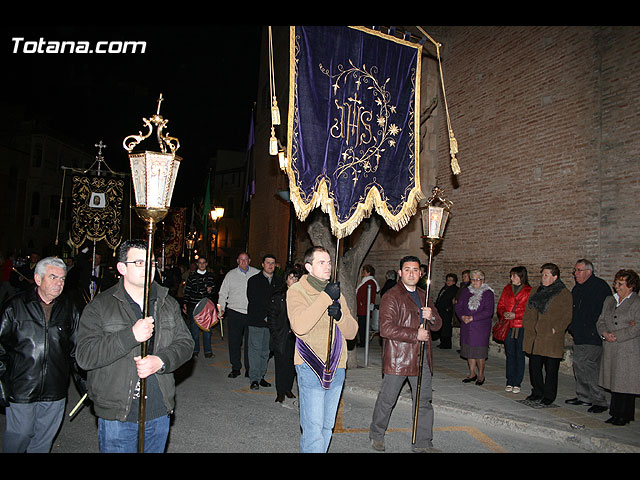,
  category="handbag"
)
[492,315,510,343]
[493,299,519,343]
